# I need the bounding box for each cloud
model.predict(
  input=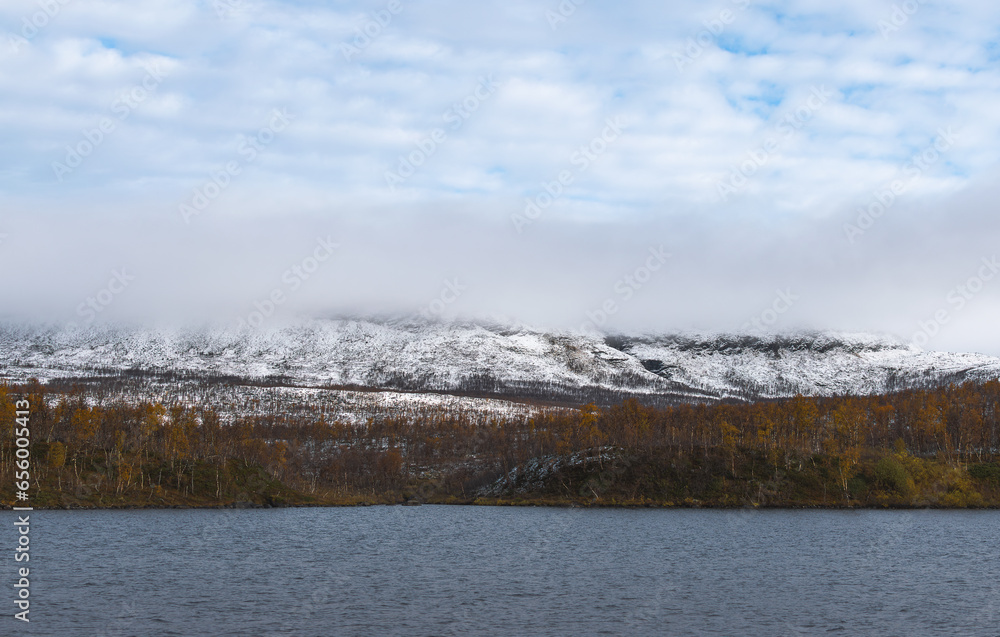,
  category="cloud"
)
[1,0,999,353]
